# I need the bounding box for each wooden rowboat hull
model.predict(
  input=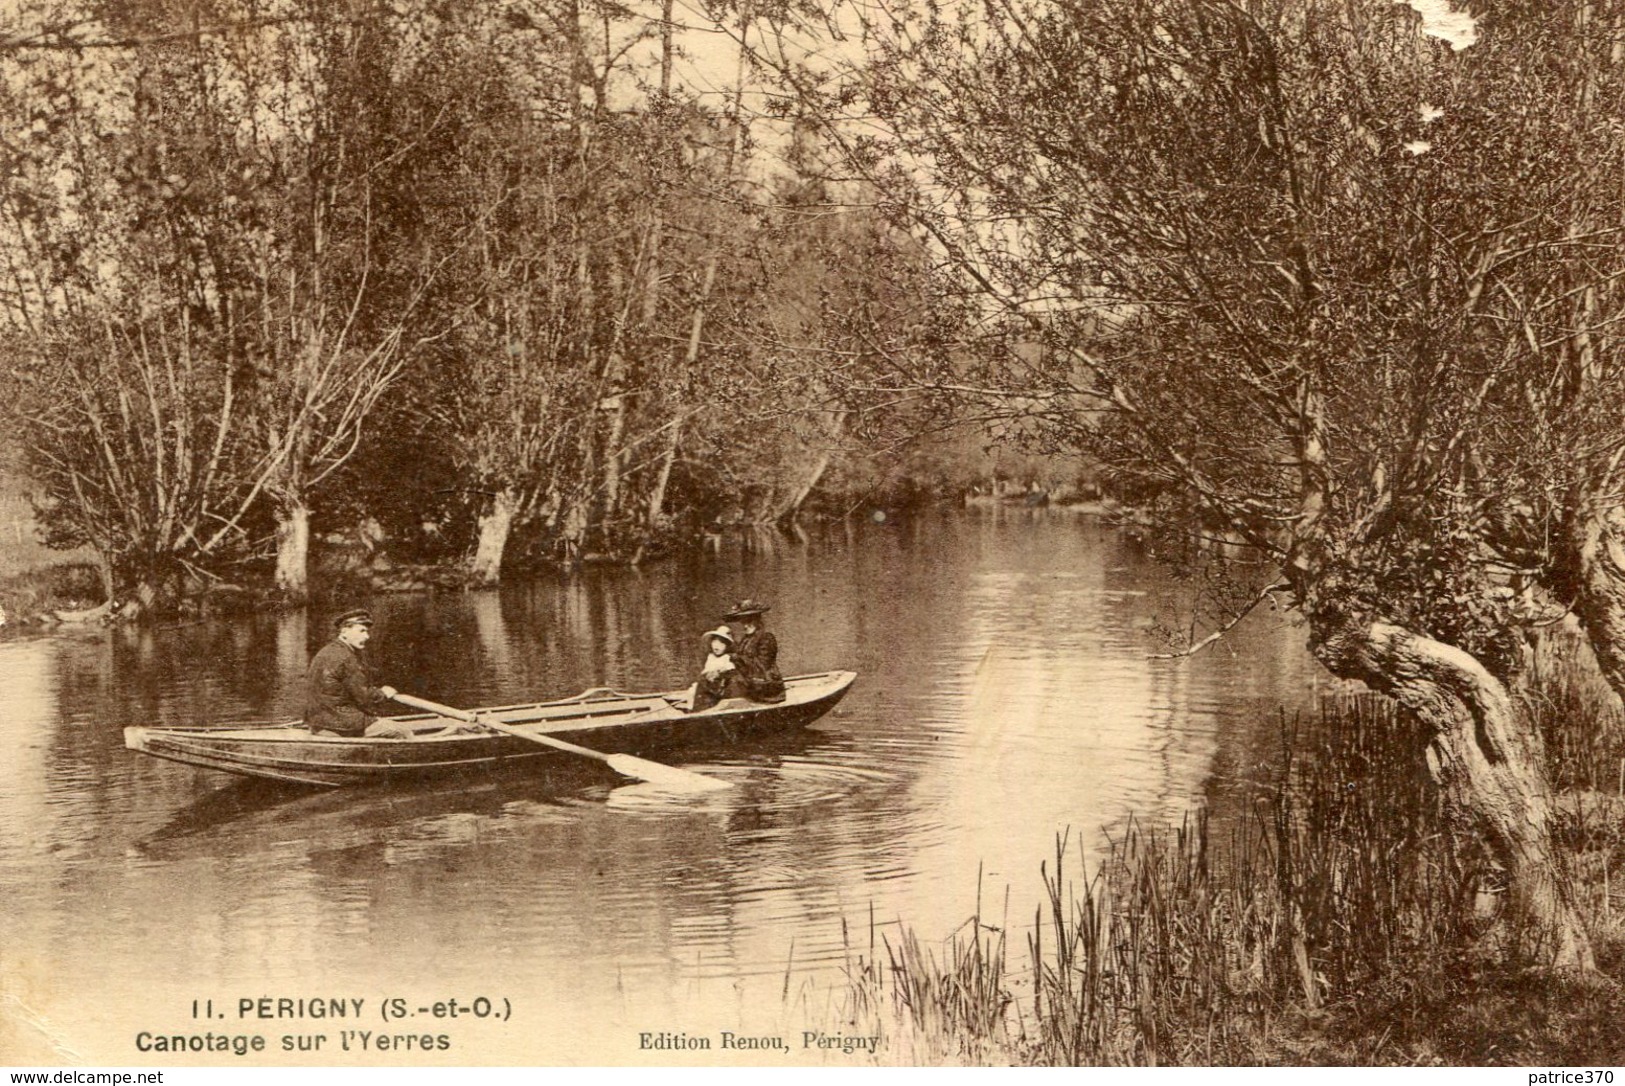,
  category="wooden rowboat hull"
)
[124,670,856,788]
